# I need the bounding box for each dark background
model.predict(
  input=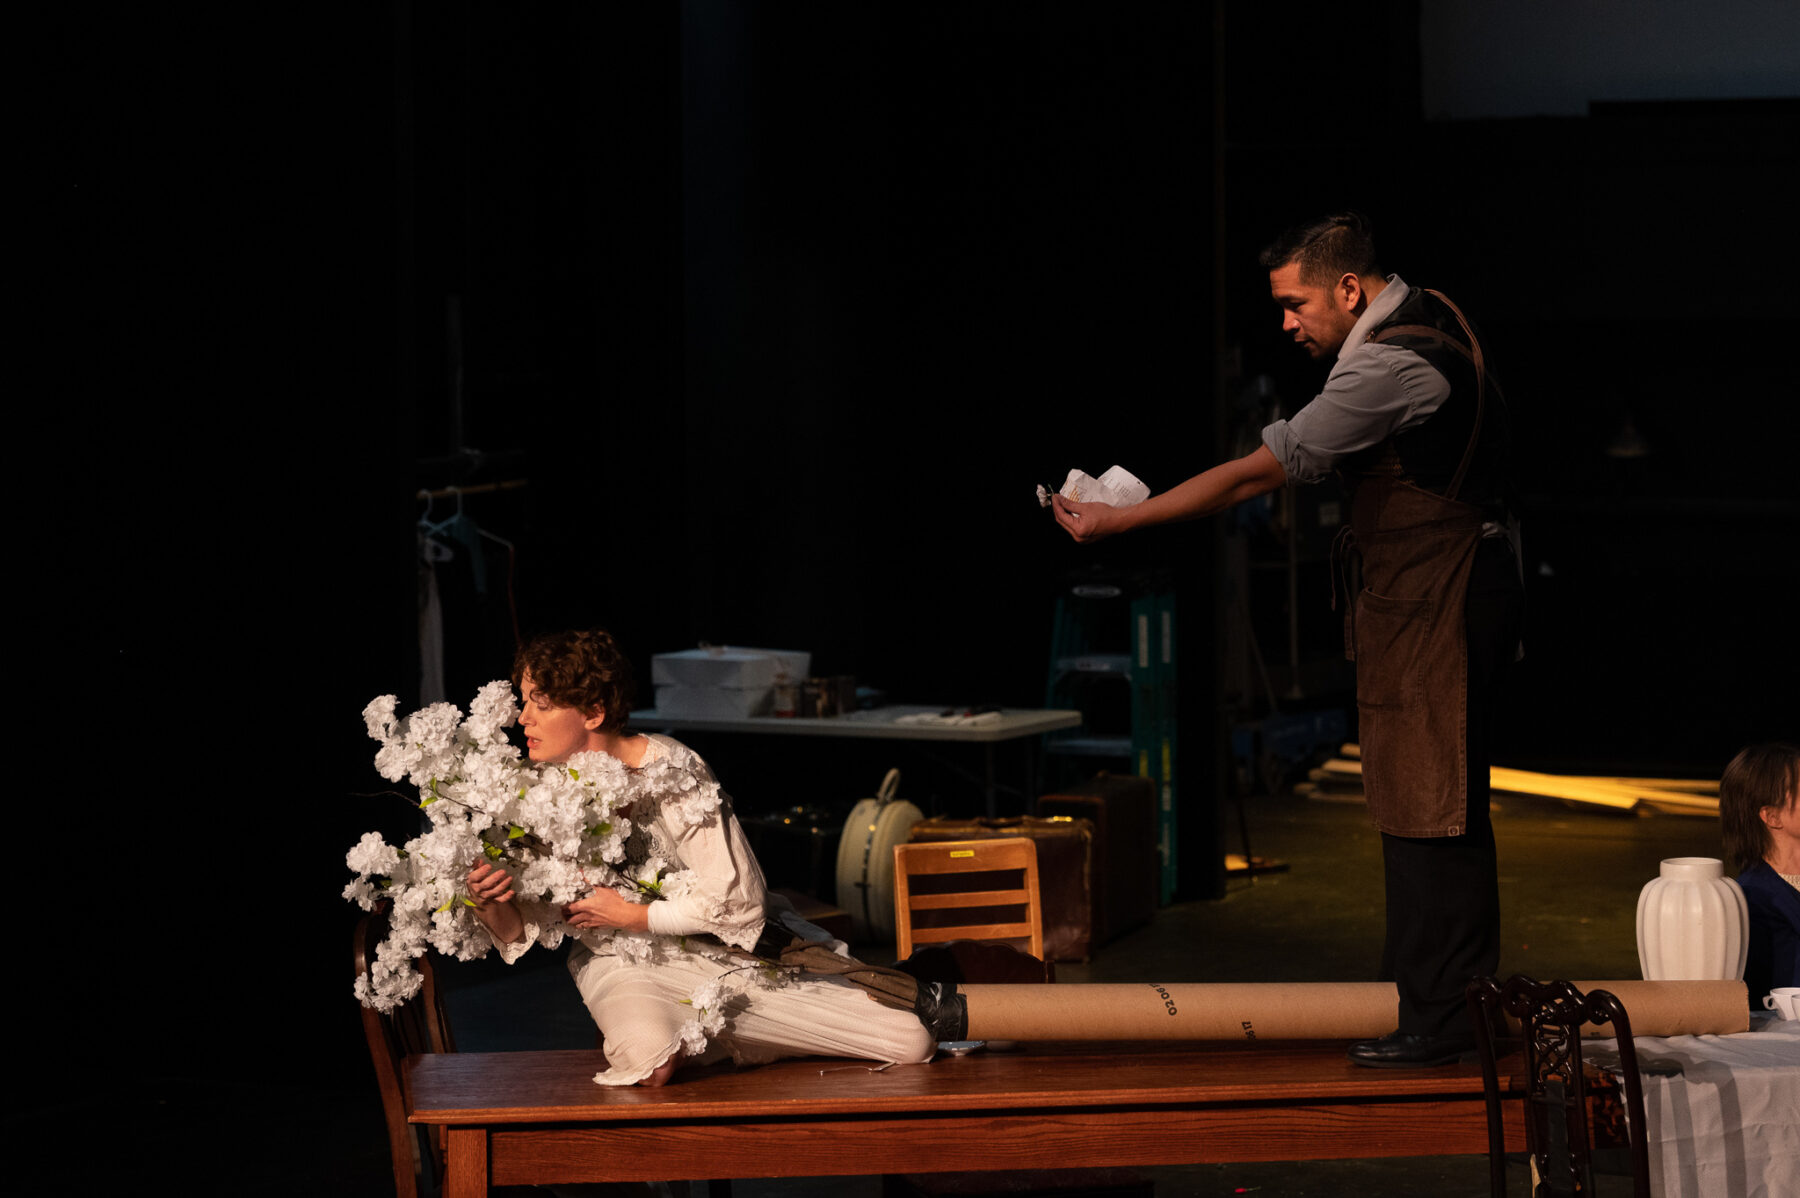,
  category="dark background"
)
[73,0,1795,1152]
